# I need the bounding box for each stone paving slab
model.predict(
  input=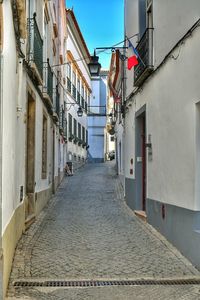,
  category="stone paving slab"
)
[6,162,200,299]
